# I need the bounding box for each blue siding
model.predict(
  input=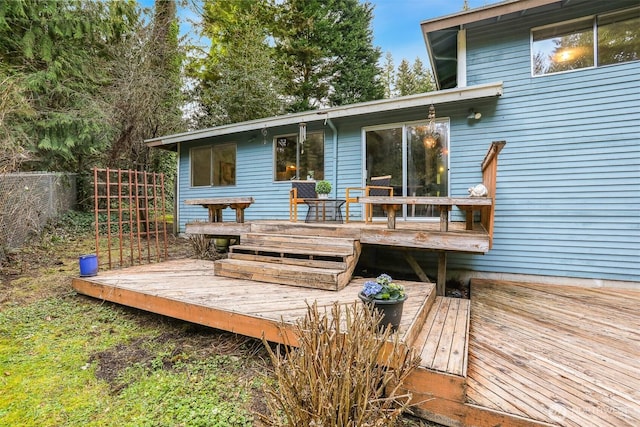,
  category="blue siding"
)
[448,0,640,282]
